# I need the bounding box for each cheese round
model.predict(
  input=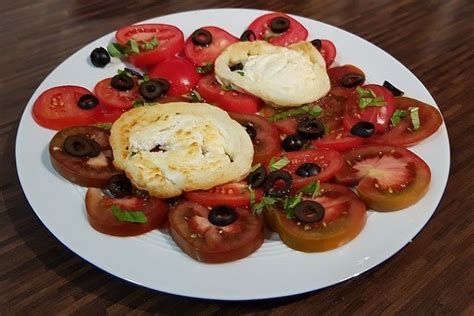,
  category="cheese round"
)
[110,102,254,198]
[215,41,330,108]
